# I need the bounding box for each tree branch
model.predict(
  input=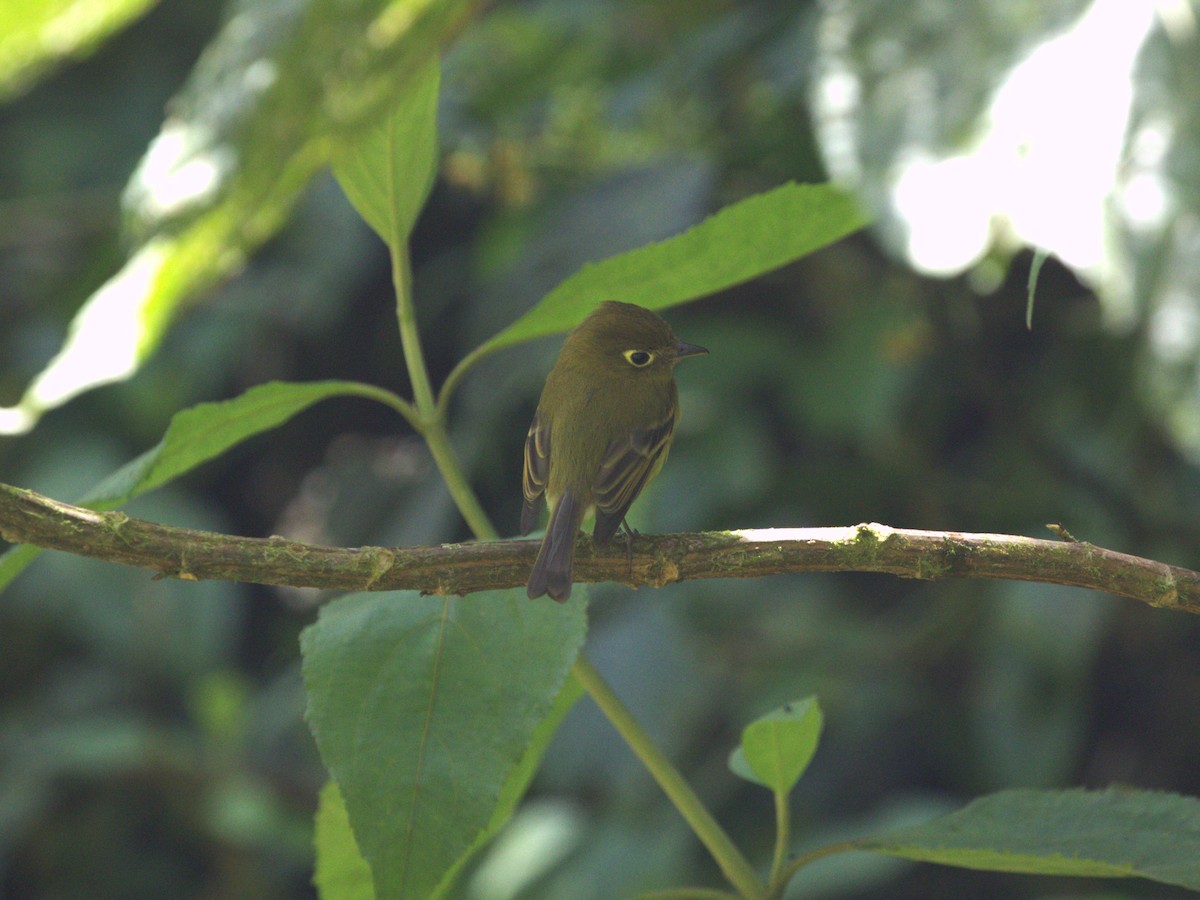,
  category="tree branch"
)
[1,482,1196,612]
